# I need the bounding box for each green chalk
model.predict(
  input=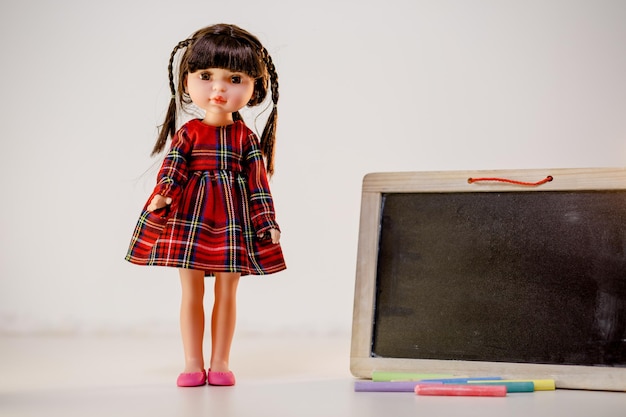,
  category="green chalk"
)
[371,371,455,382]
